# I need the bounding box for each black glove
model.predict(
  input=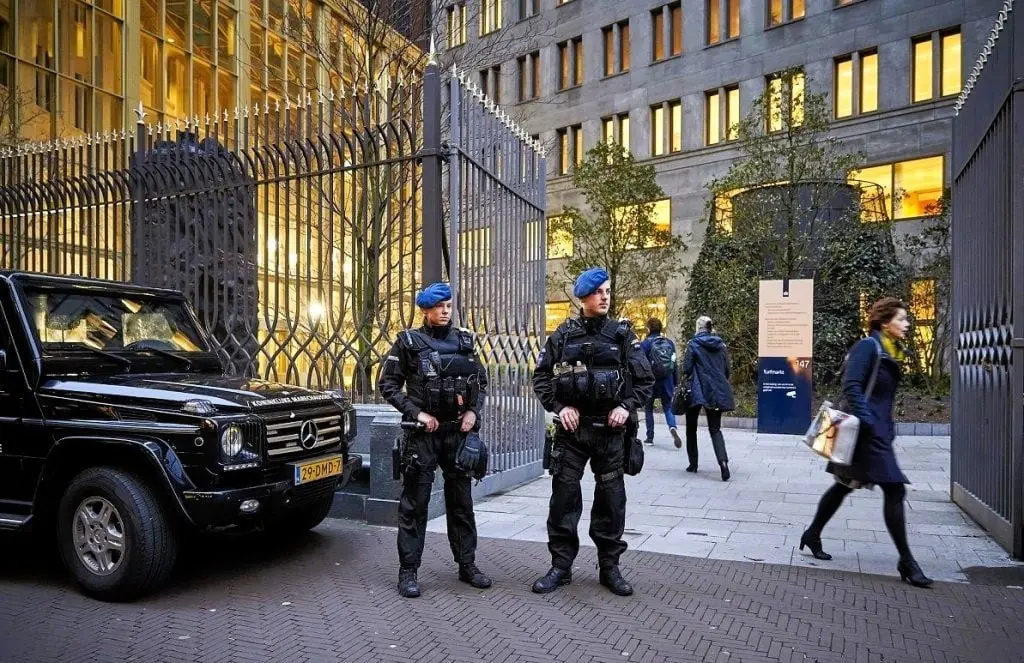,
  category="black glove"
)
[456,432,488,478]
